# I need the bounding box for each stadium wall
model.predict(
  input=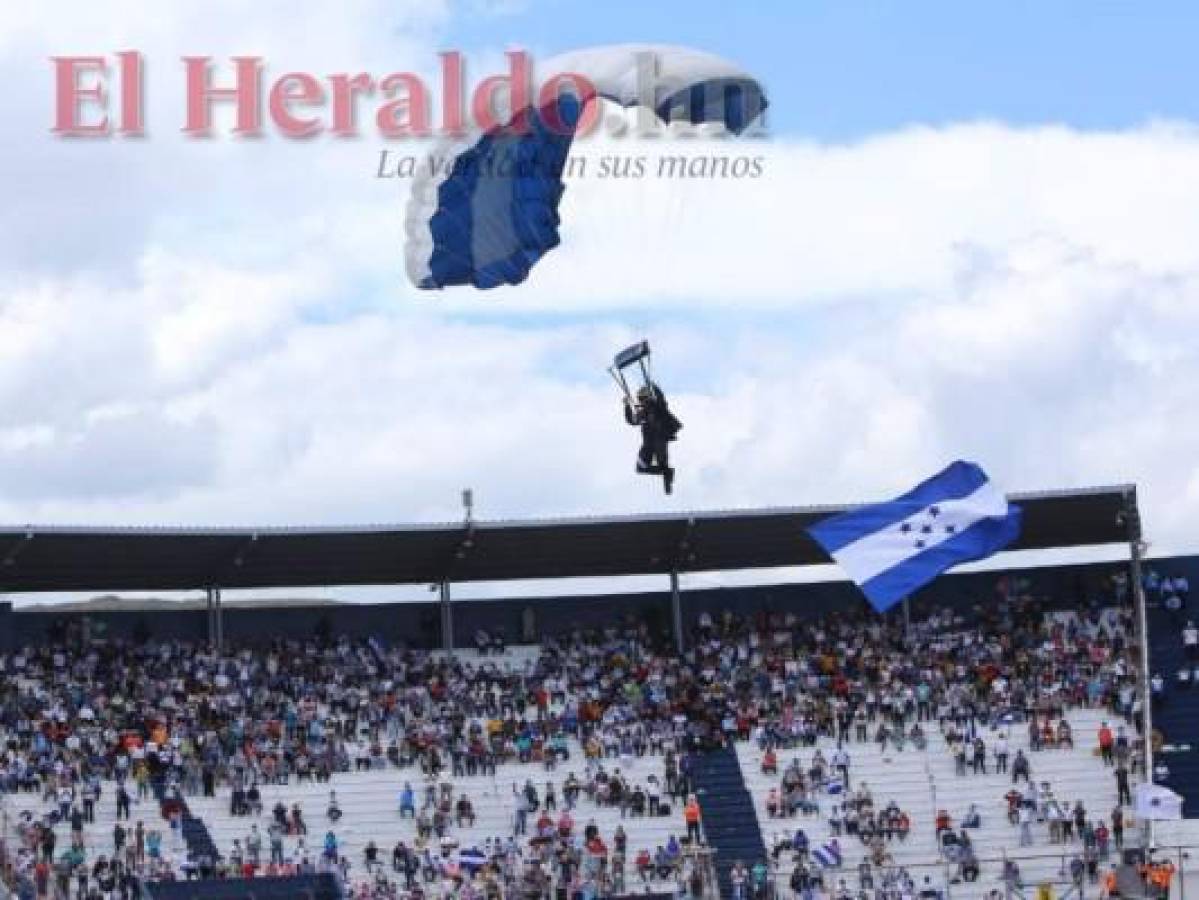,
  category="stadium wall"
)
[4,555,1196,651]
